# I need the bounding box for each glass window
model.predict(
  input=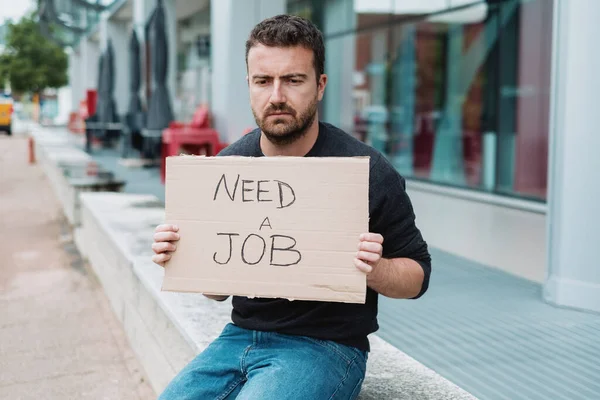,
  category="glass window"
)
[176,8,211,122]
[323,0,552,201]
[287,0,325,31]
